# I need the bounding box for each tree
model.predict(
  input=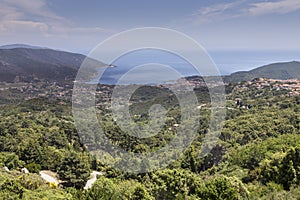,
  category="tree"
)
[196,176,239,200]
[279,147,300,189]
[58,153,90,189]
[280,160,297,190]
[85,177,153,200]
[146,169,200,199]
[259,146,300,190]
